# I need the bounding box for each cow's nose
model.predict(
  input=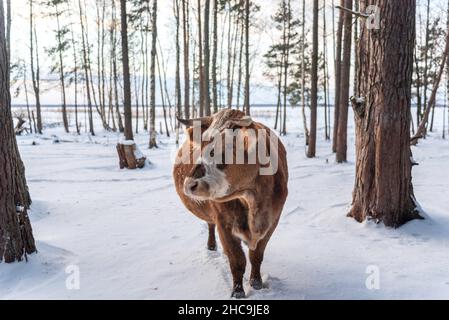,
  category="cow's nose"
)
[189,181,199,192]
